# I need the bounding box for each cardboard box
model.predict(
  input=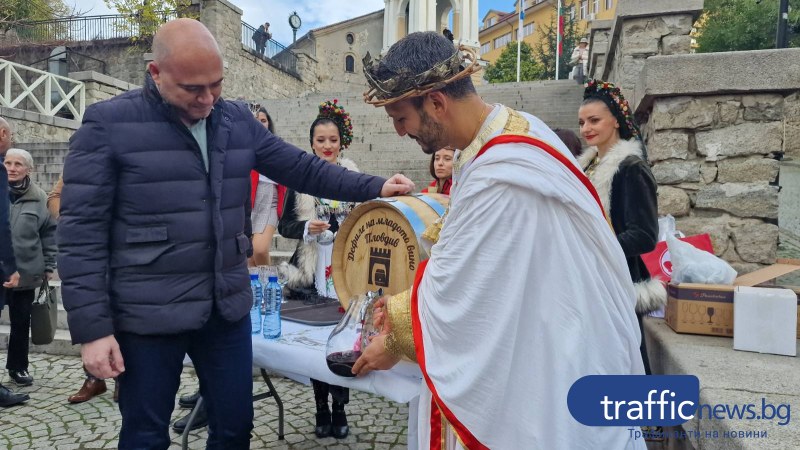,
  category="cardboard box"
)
[665,259,800,339]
